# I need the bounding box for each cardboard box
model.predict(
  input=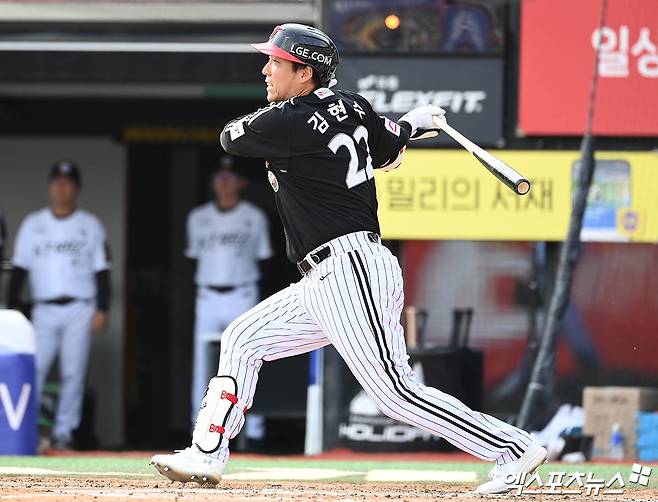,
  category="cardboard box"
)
[583,387,658,460]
